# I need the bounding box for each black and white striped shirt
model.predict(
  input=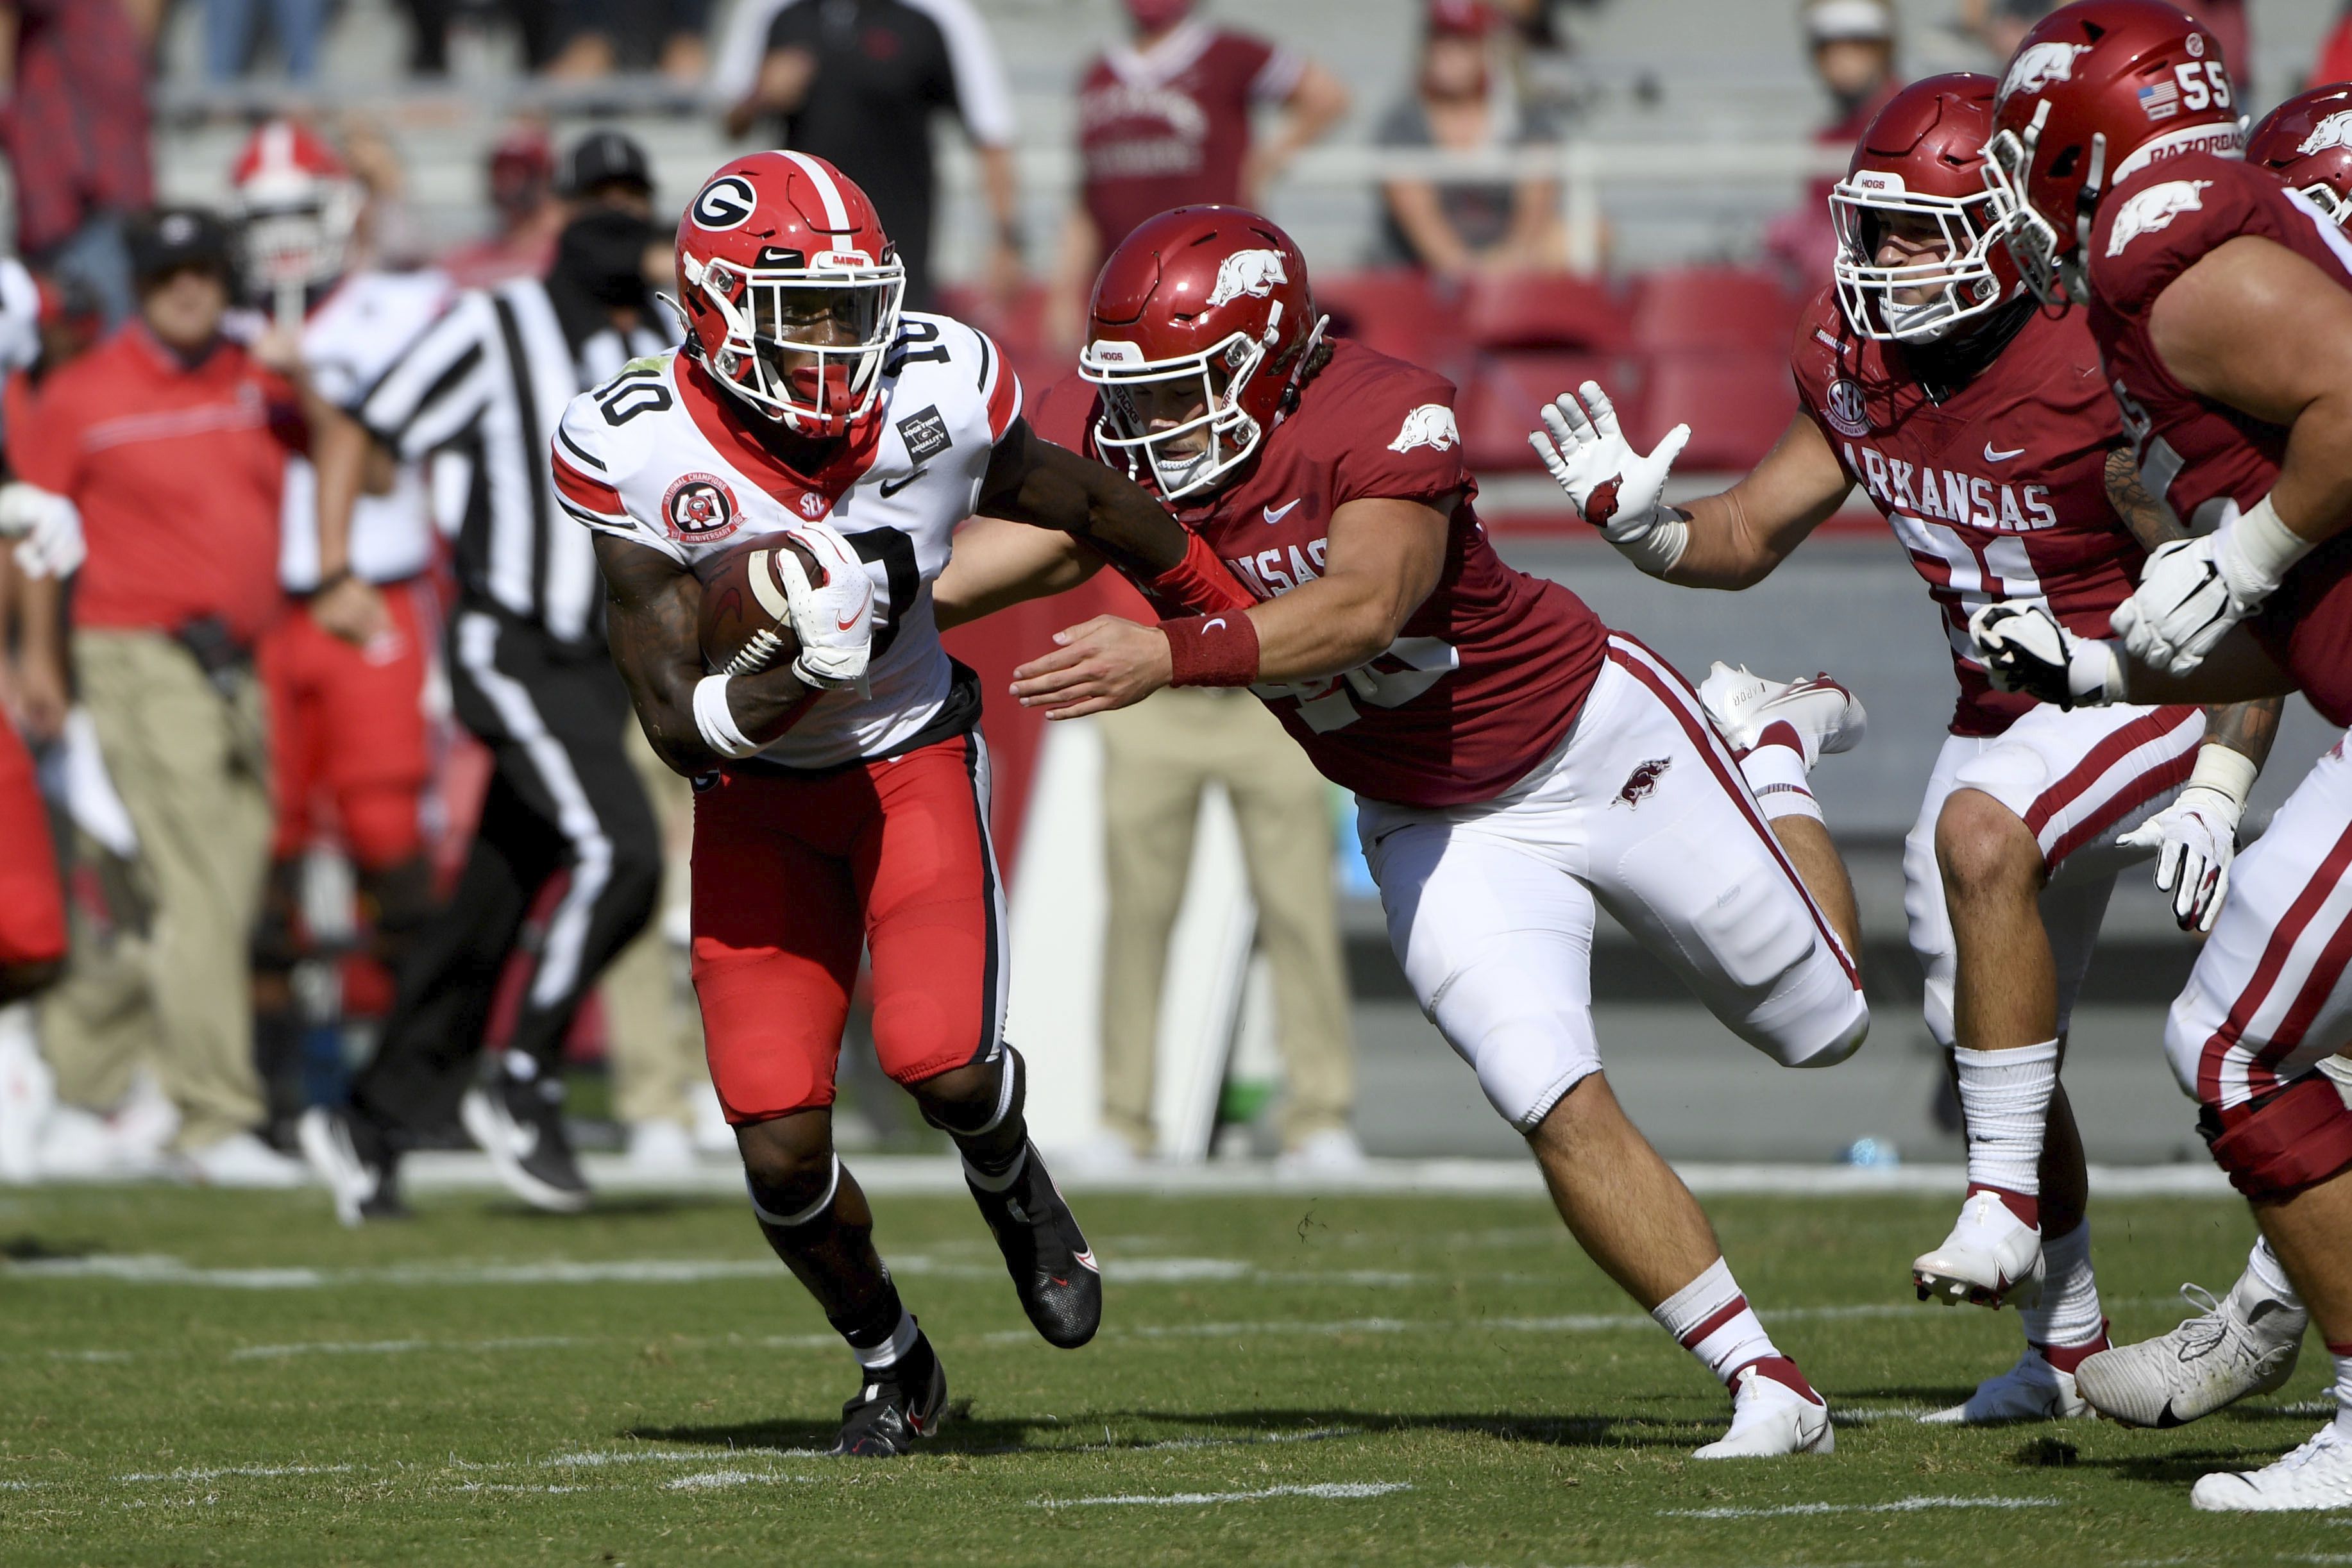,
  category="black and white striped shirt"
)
[356,274,670,648]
